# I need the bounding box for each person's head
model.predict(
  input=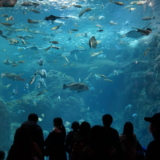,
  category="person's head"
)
[28,113,38,122]
[0,151,5,160]
[123,122,134,135]
[53,117,63,127]
[71,121,79,131]
[144,113,160,134]
[79,121,91,133]
[102,114,113,127]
